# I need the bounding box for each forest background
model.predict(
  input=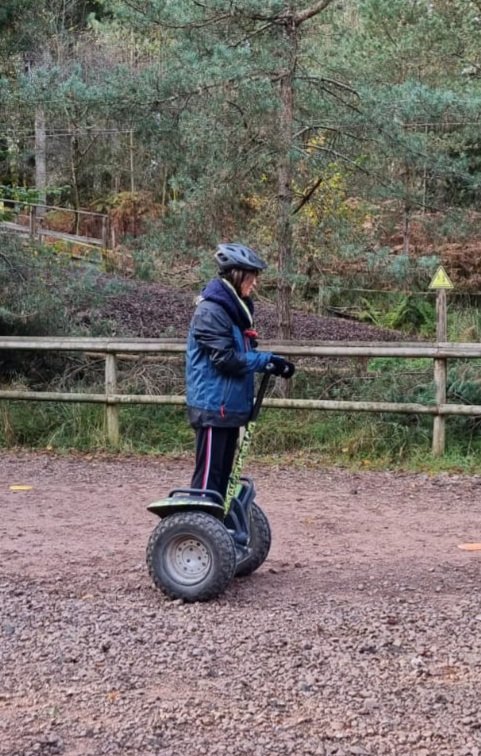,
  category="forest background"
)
[2,0,481,469]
